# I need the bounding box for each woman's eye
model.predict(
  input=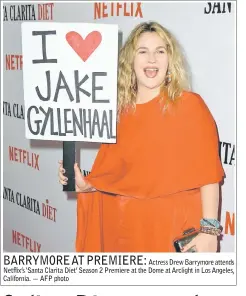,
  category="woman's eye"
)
[139,51,147,54]
[157,50,165,54]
